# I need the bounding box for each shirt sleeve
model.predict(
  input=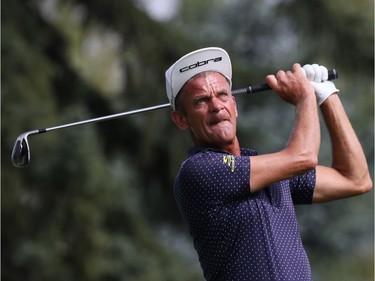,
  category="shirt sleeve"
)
[289,169,316,204]
[173,151,250,229]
